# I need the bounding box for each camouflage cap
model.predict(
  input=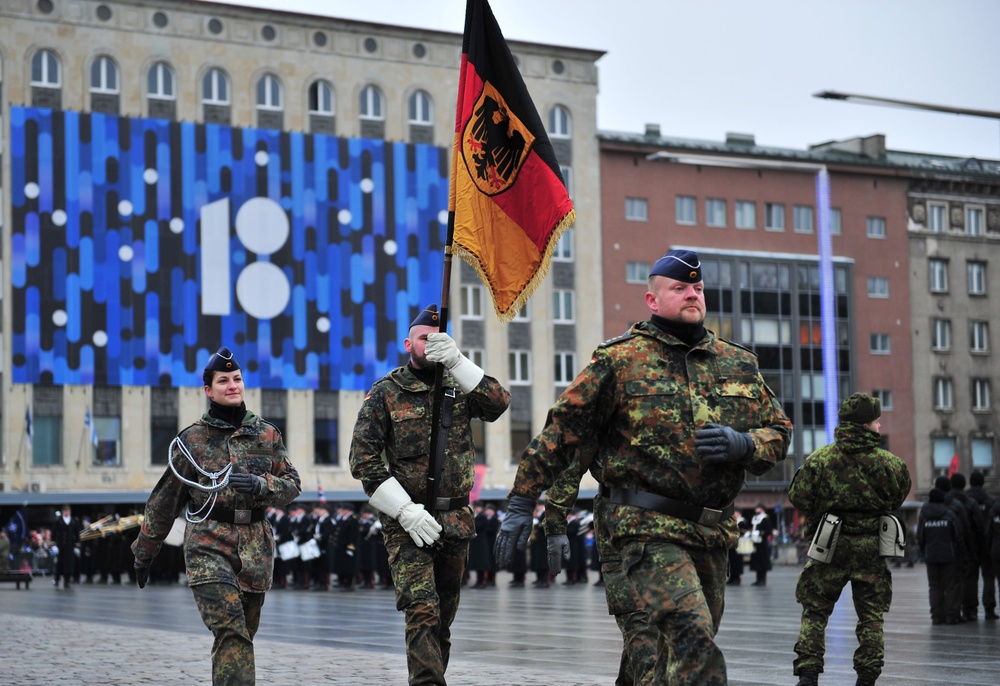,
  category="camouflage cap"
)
[838,392,880,424]
[410,304,440,329]
[649,249,702,283]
